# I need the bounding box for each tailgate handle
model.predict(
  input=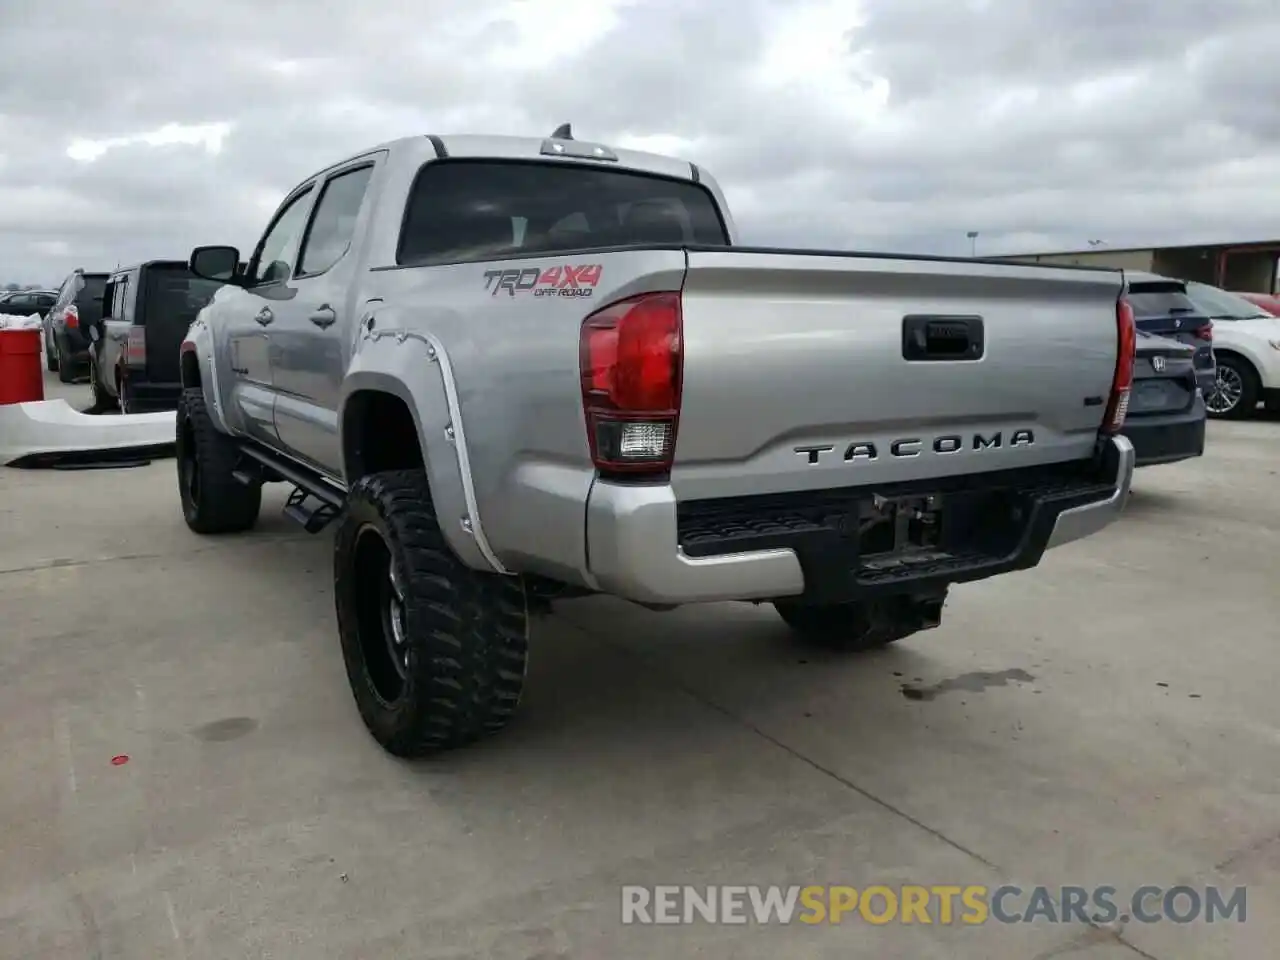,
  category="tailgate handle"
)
[902,315,984,362]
